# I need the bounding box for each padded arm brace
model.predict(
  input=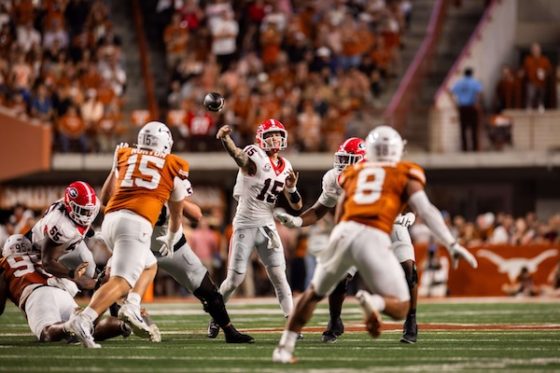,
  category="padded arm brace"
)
[408,190,455,248]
